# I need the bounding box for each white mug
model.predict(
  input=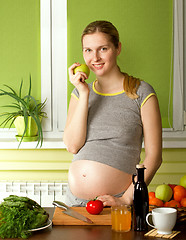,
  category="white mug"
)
[146,207,177,235]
